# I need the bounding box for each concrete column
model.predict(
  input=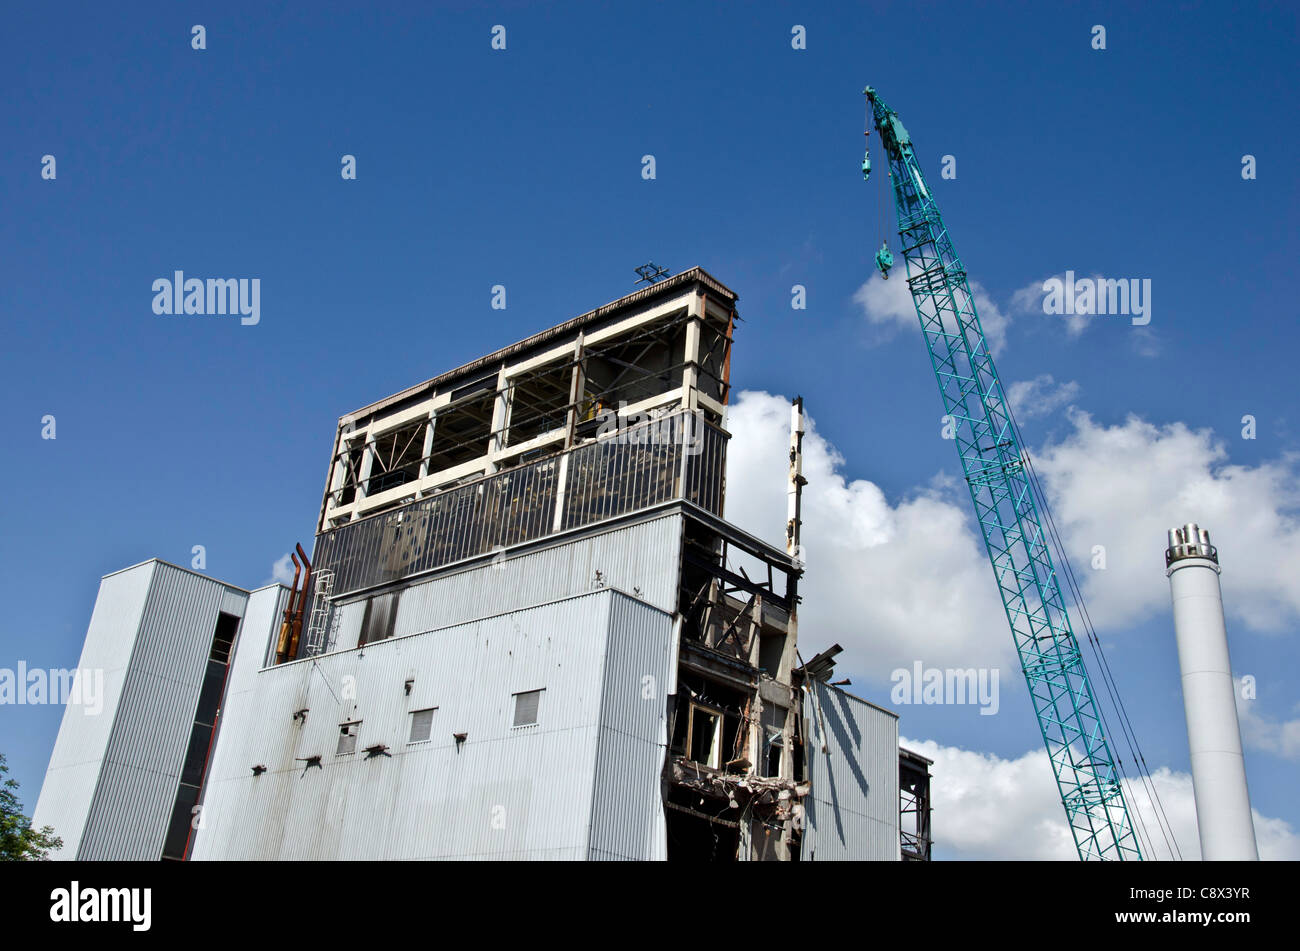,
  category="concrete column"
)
[416,411,436,497]
[327,447,348,510]
[351,436,374,520]
[682,297,702,410]
[487,367,509,473]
